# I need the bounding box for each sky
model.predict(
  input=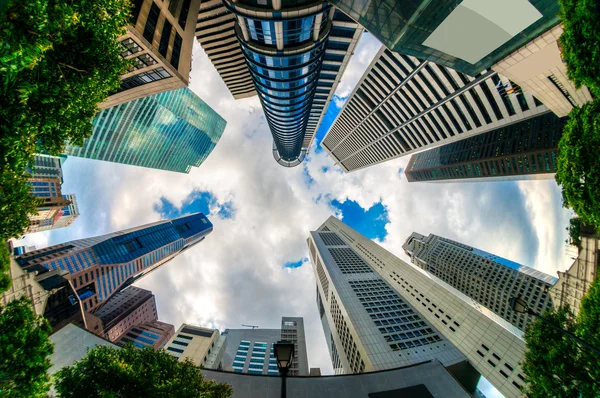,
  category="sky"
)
[16,33,573,397]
